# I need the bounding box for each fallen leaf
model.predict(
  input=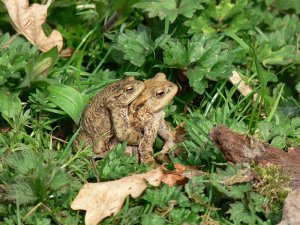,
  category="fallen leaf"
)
[228,70,258,101]
[222,168,255,186]
[161,172,187,187]
[3,0,63,52]
[71,168,163,225]
[161,163,205,187]
[174,162,198,173]
[278,188,300,225]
